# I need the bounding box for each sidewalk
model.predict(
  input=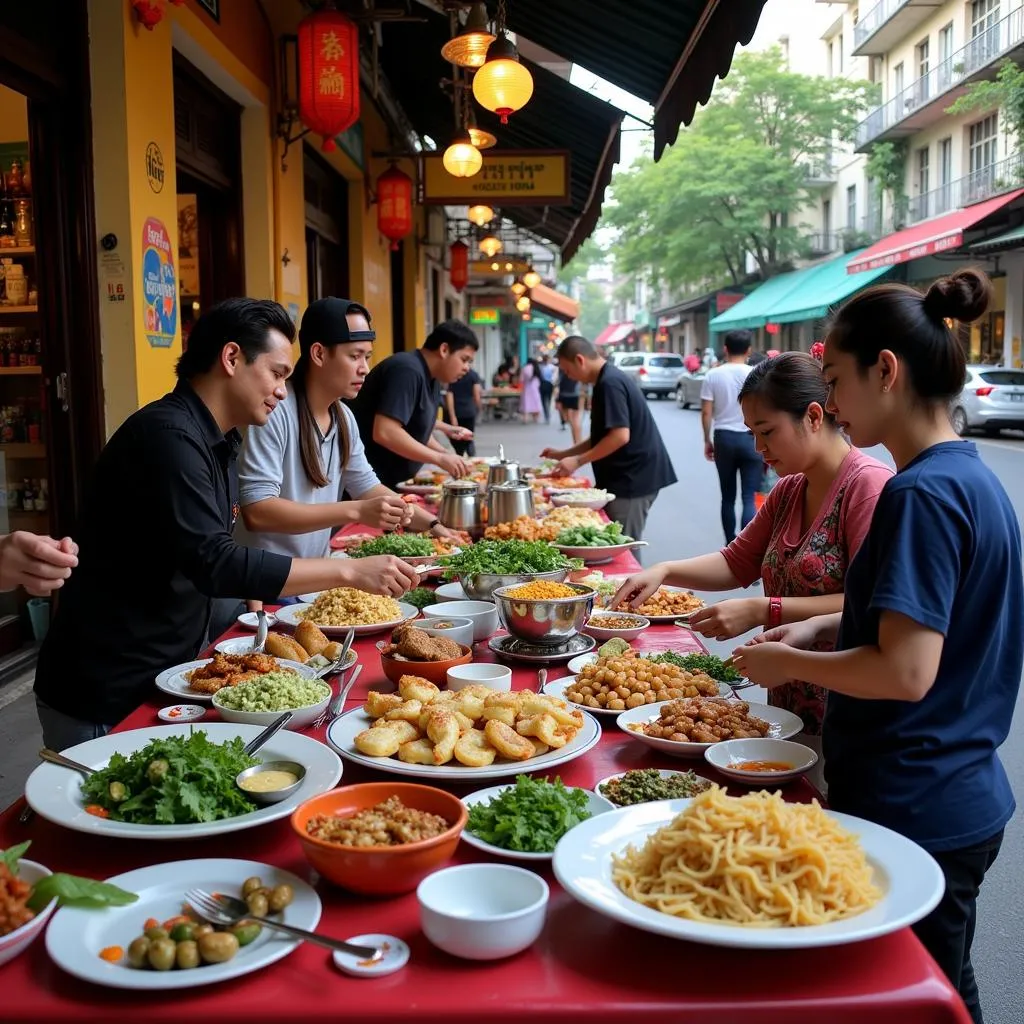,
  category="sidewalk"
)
[464,410,594,479]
